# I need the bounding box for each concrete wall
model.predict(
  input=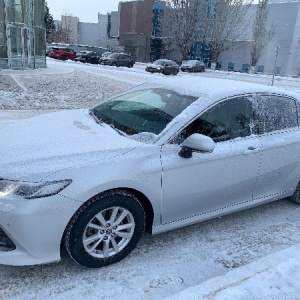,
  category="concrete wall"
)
[78,22,100,46]
[119,0,154,62]
[62,15,79,44]
[110,11,120,37]
[98,14,108,45]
